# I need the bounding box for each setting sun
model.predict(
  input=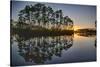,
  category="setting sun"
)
[74,26,80,31]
